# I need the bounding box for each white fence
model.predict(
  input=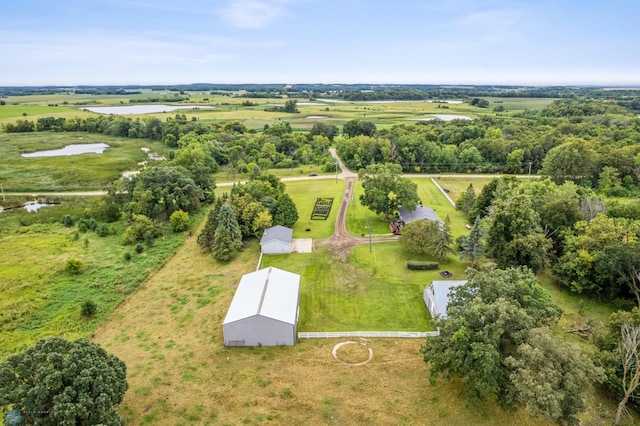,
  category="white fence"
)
[298,331,439,339]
